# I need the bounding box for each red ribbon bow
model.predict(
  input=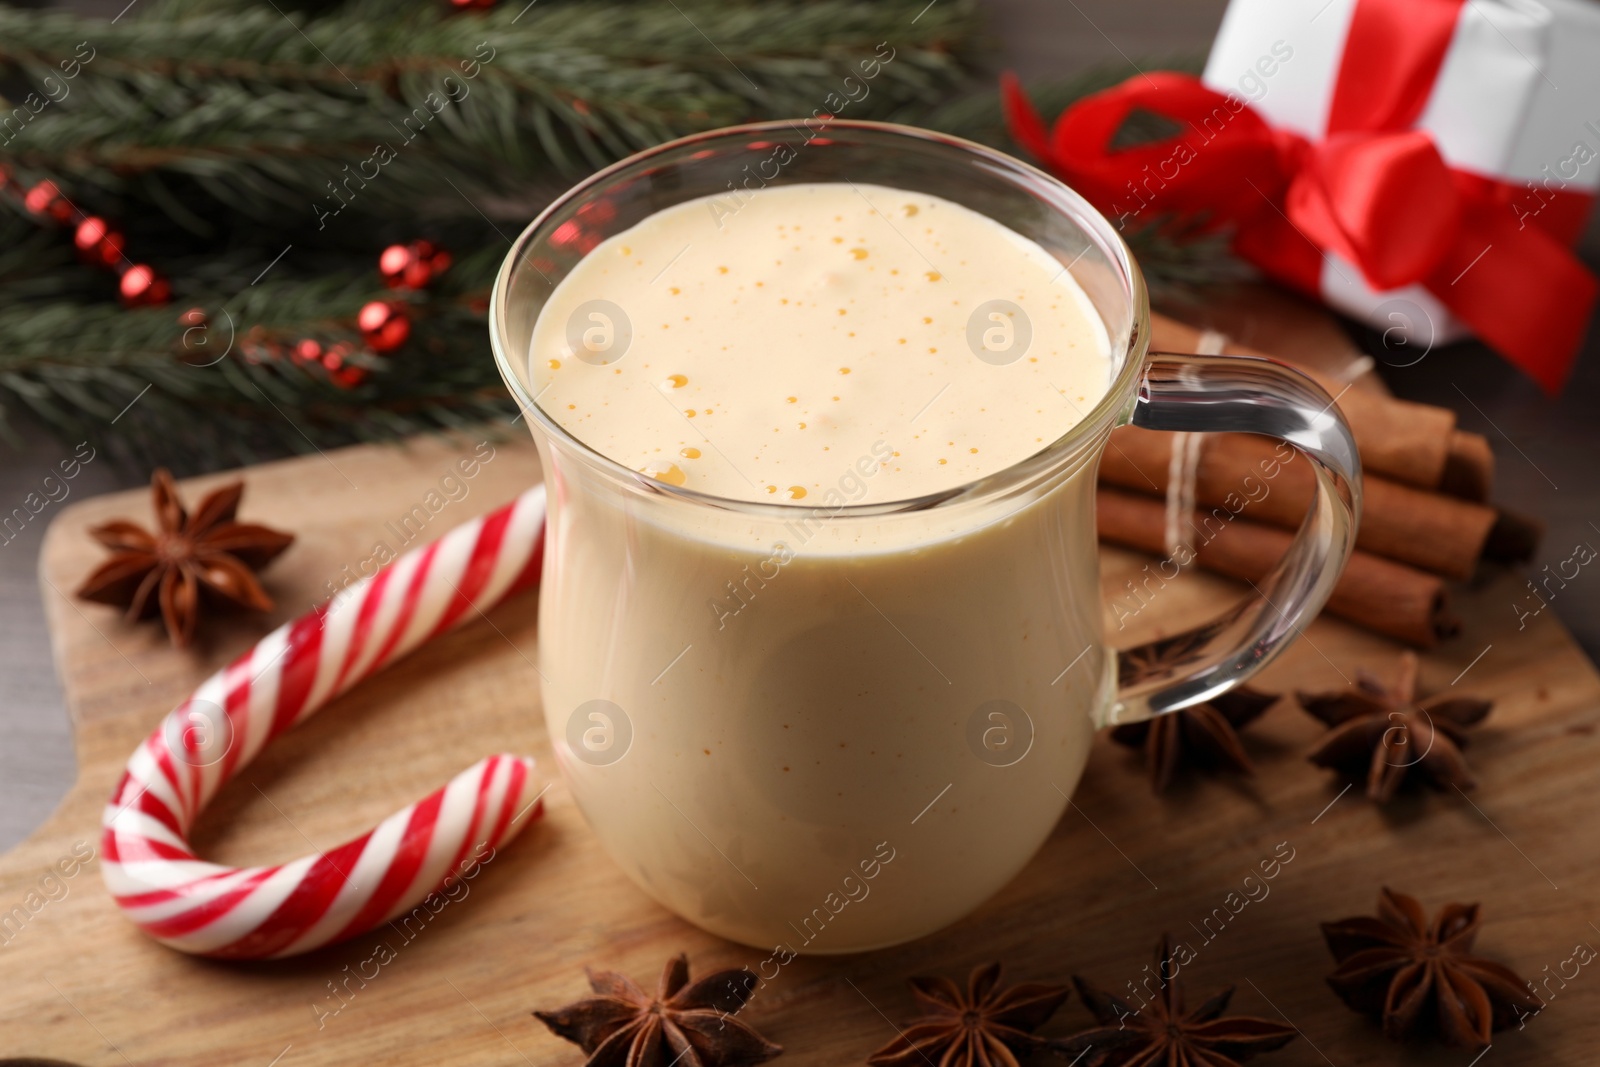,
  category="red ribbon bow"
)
[1002,0,1596,392]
